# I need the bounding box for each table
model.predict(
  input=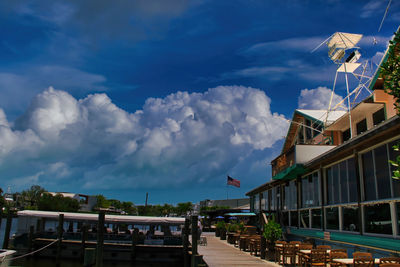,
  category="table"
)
[299,249,331,254]
[332,258,380,265]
